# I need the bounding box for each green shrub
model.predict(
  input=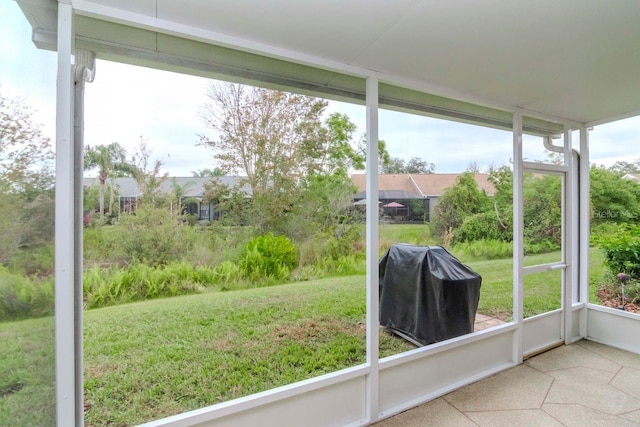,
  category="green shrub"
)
[0,267,54,321]
[596,272,640,306]
[524,239,560,255]
[626,280,640,304]
[431,172,492,238]
[239,233,297,280]
[455,212,508,243]
[83,261,217,308]
[452,239,513,260]
[118,206,196,266]
[596,224,640,277]
[7,244,54,277]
